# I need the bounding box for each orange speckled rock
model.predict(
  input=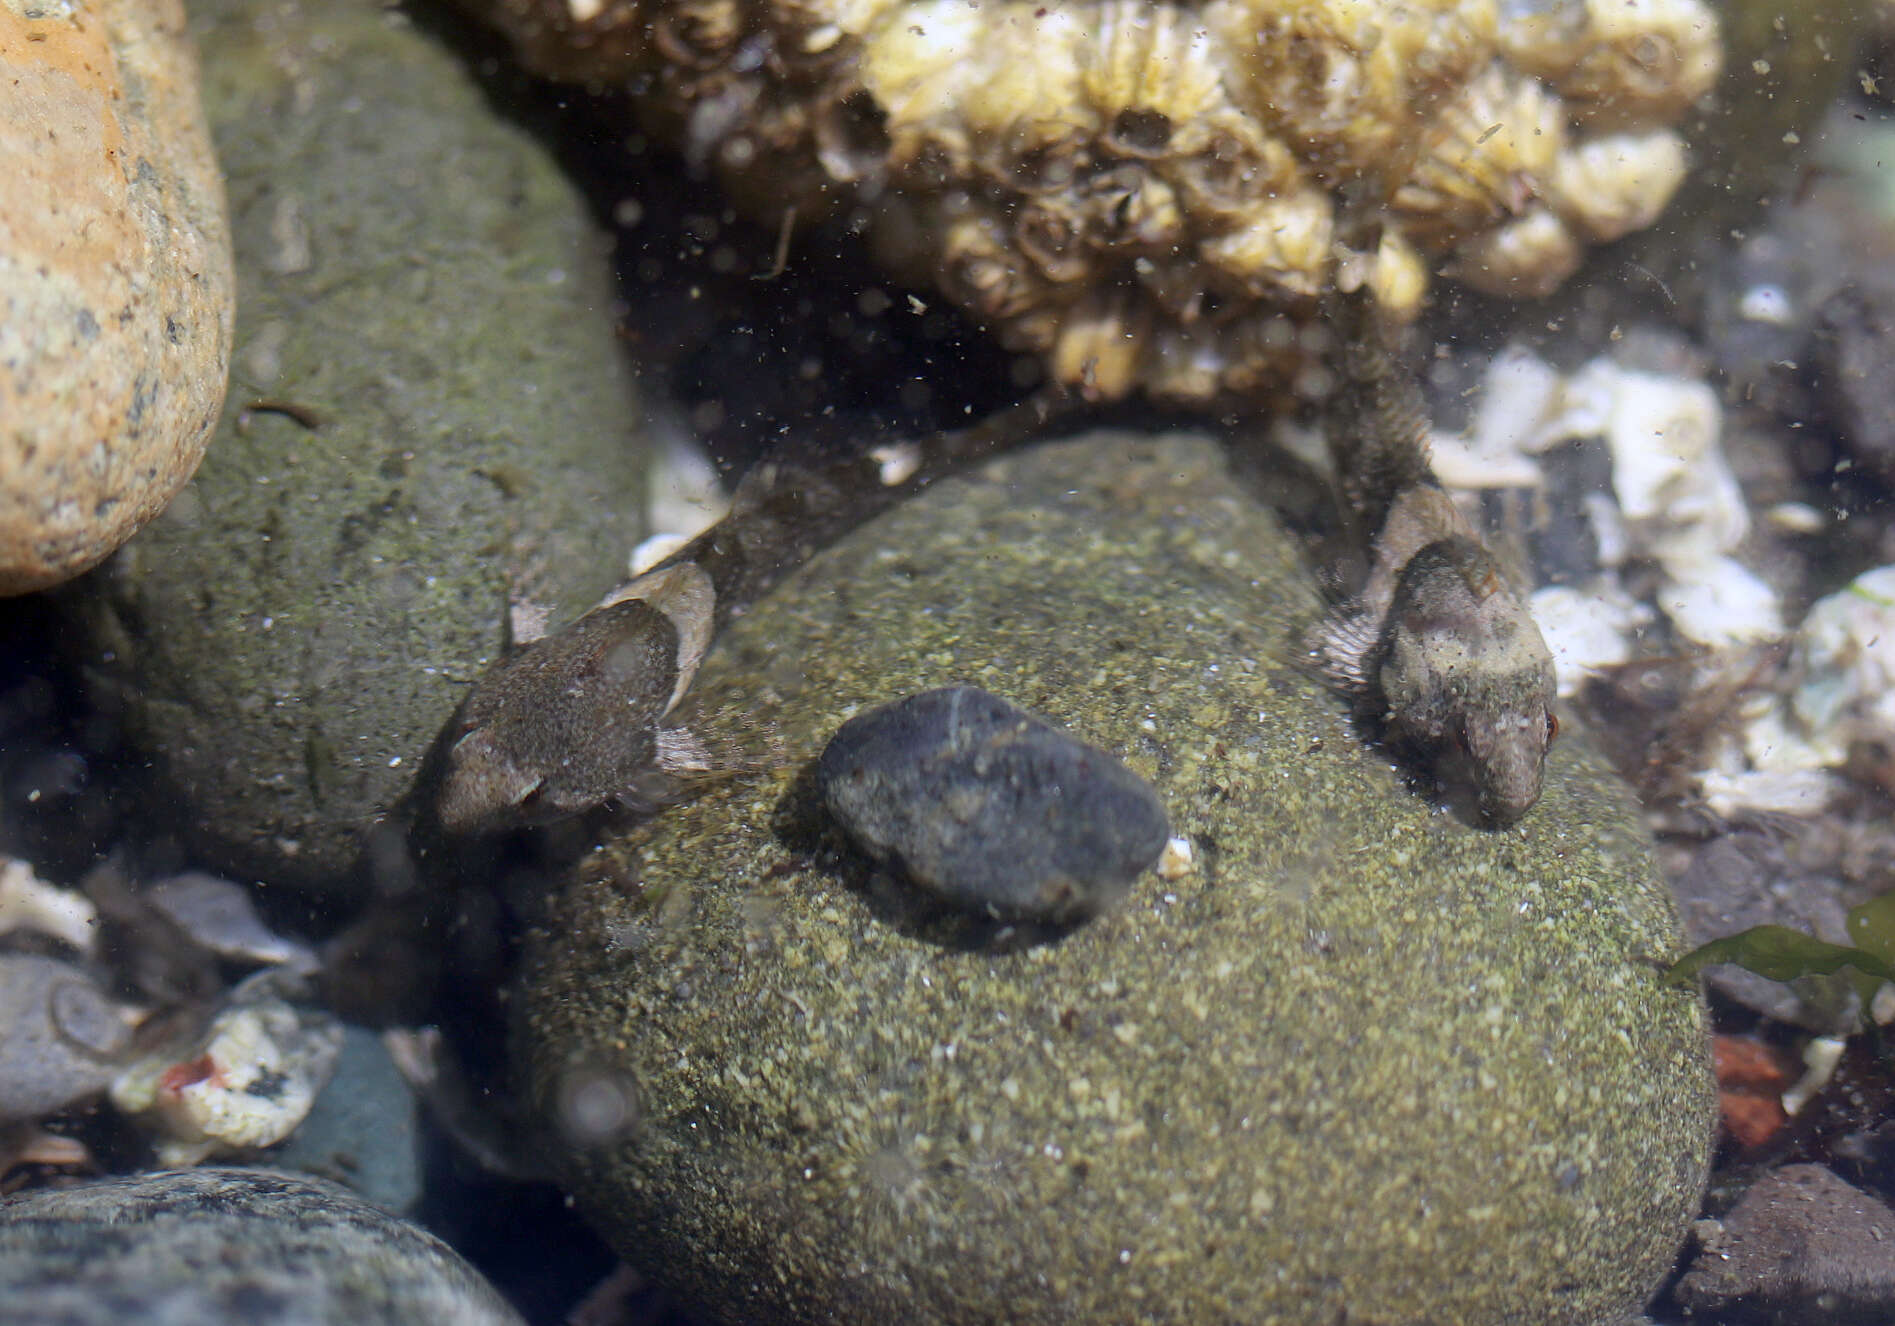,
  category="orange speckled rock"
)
[0,0,233,595]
